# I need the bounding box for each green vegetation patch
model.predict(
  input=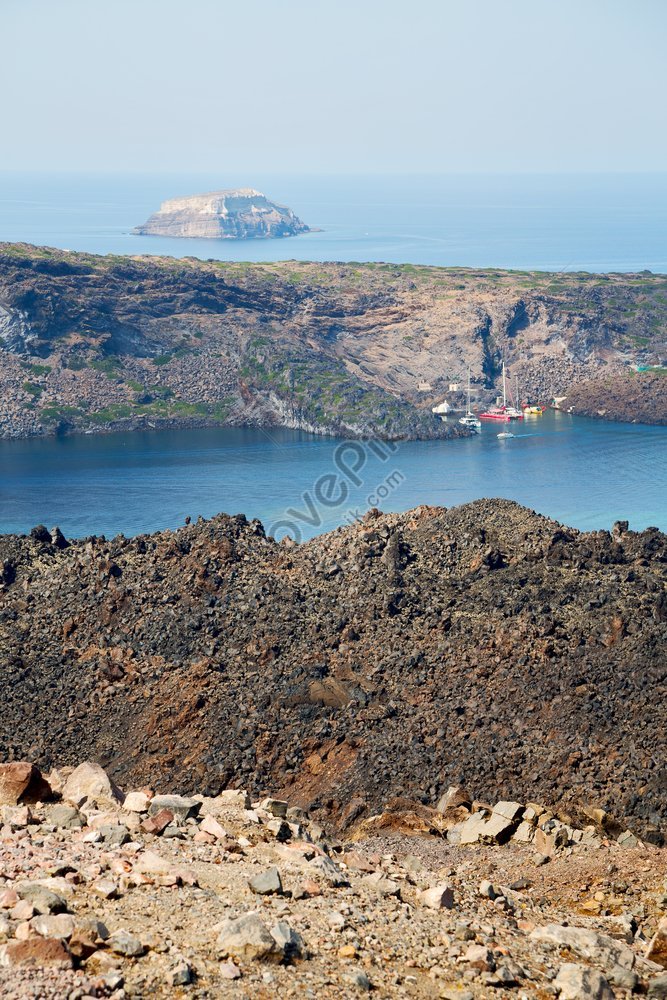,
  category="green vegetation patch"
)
[22,381,44,397]
[90,355,123,378]
[21,362,52,376]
